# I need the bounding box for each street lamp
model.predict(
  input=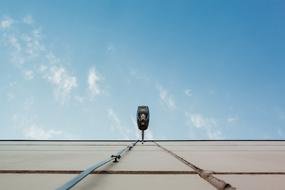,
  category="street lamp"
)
[137,106,149,144]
